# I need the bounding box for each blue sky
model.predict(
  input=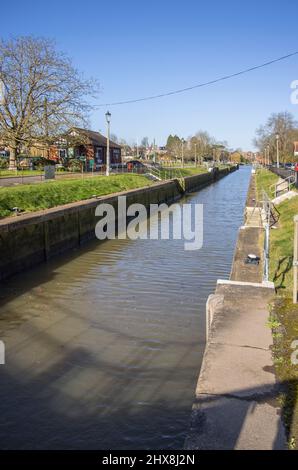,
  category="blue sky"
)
[1,0,298,149]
